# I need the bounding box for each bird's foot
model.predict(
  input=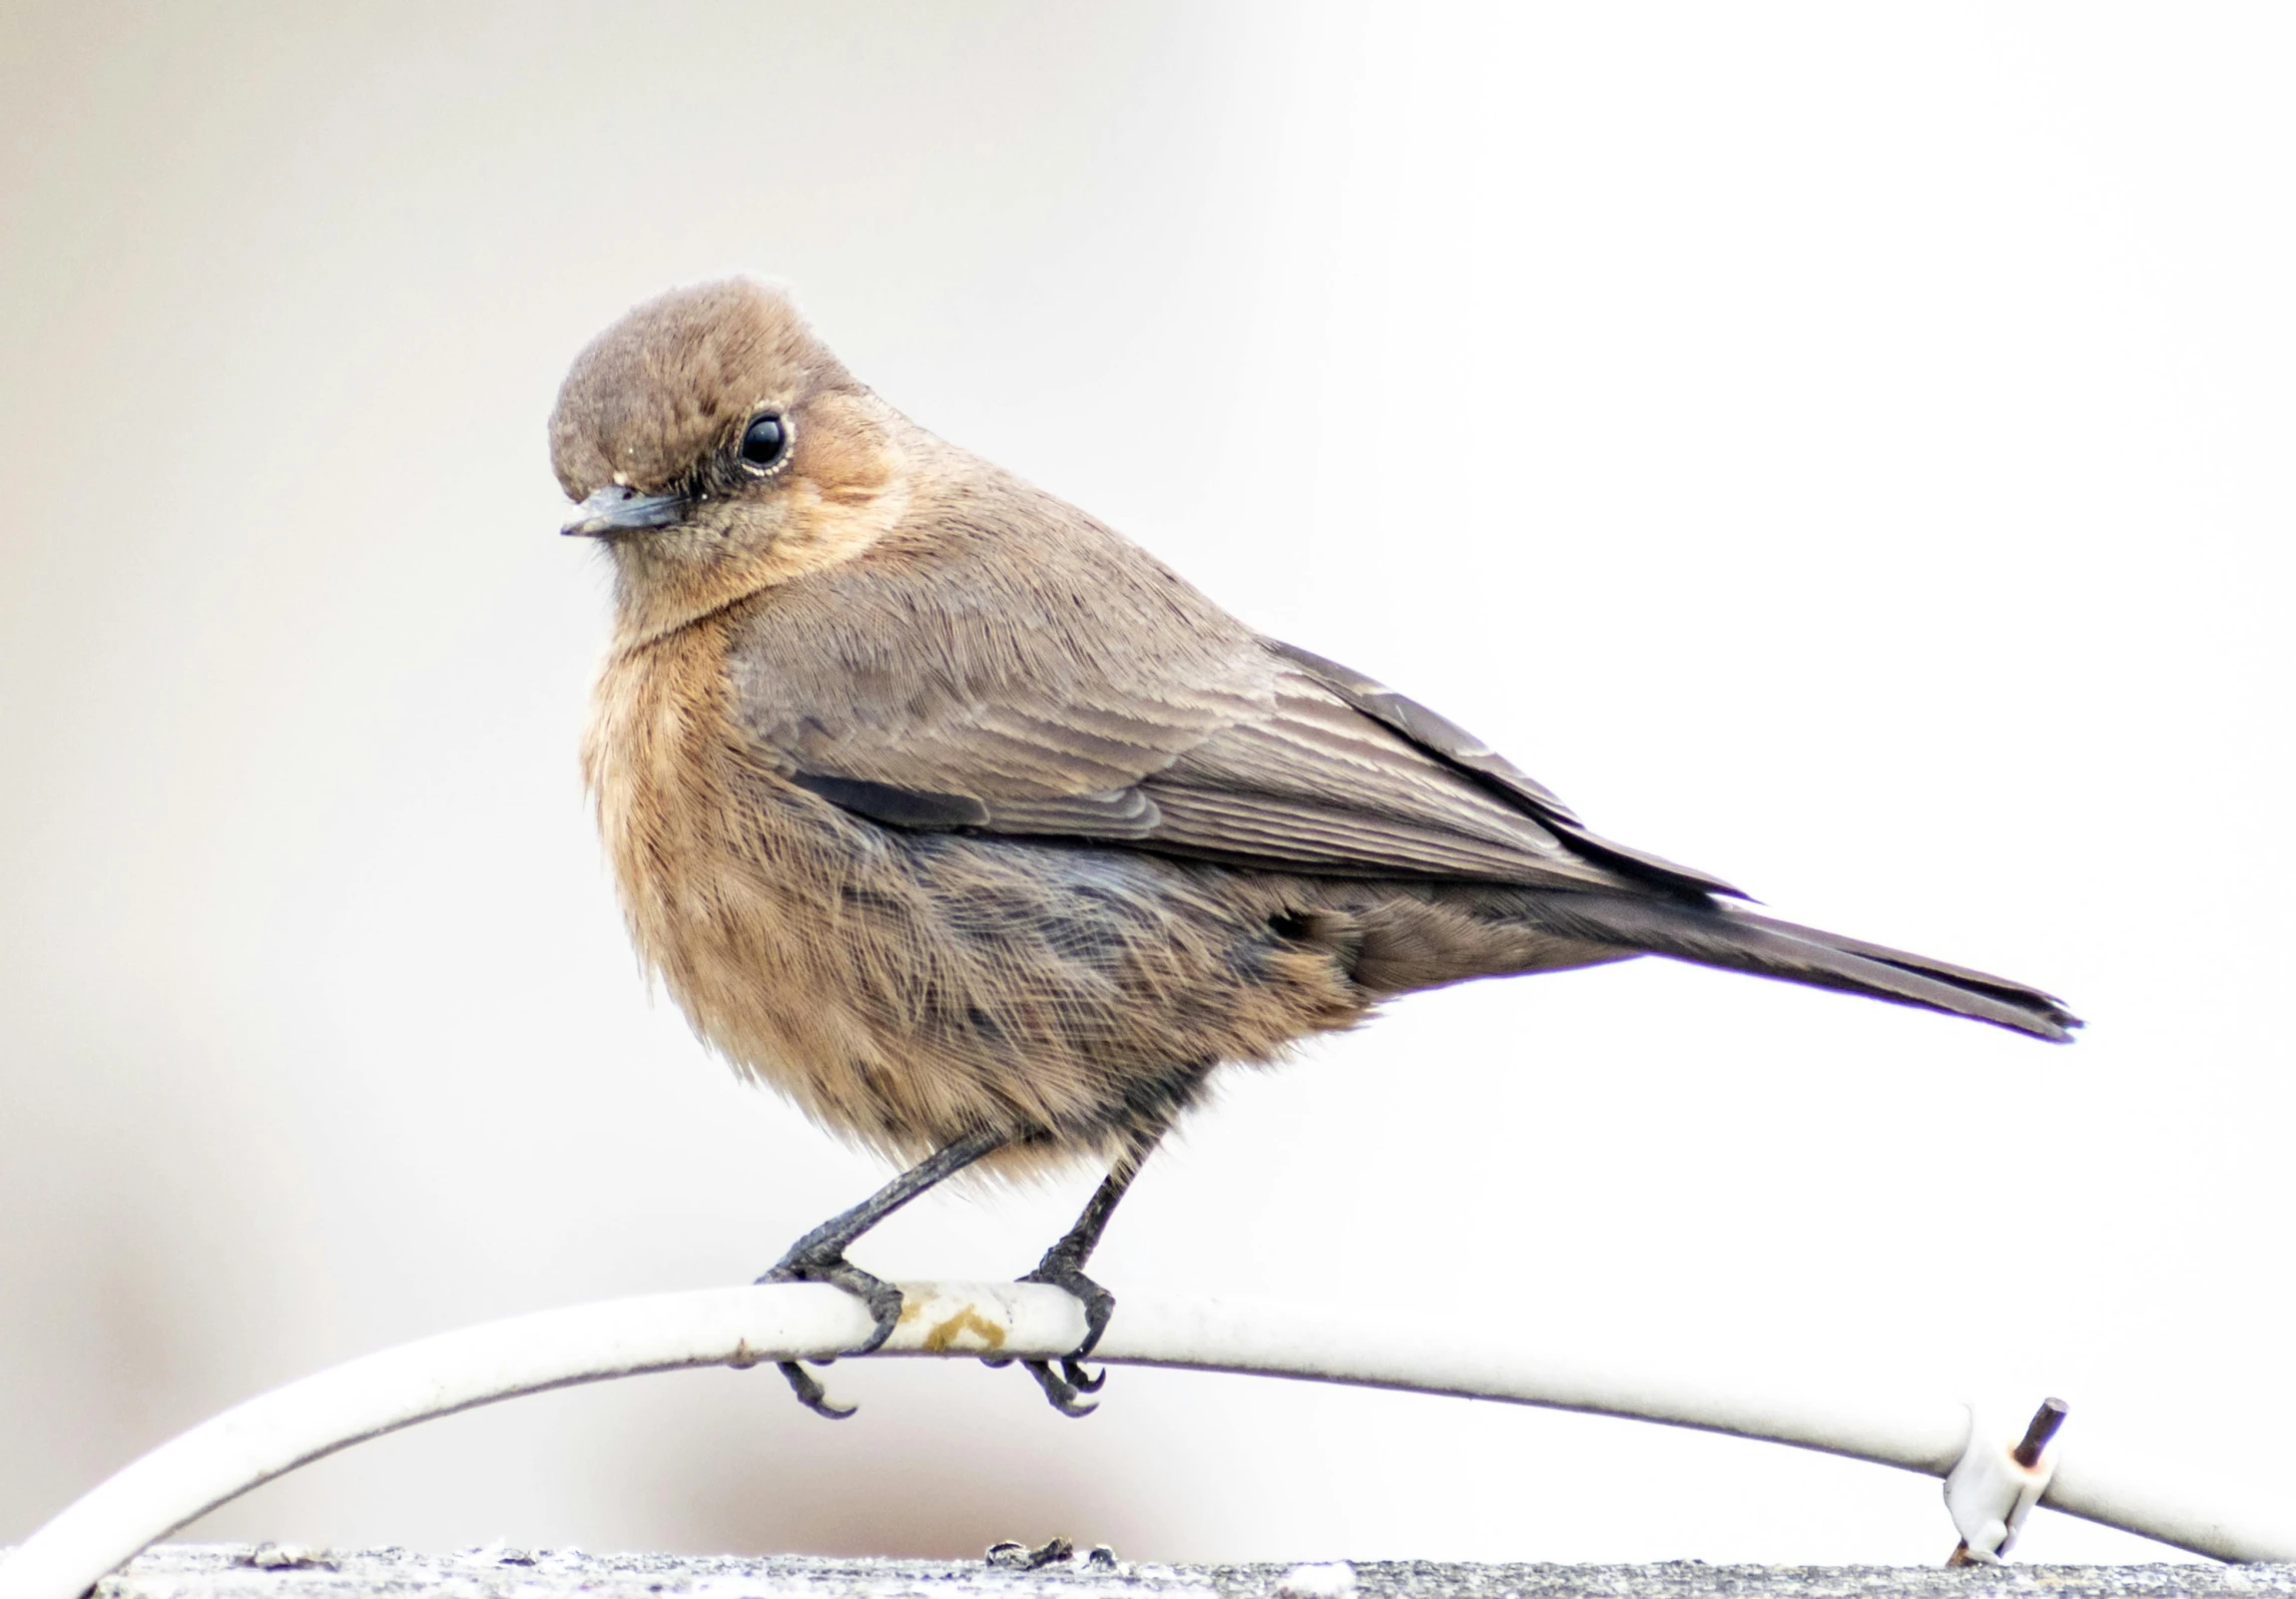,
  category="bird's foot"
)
[1003,1253,1113,1417]
[757,1246,906,1420]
